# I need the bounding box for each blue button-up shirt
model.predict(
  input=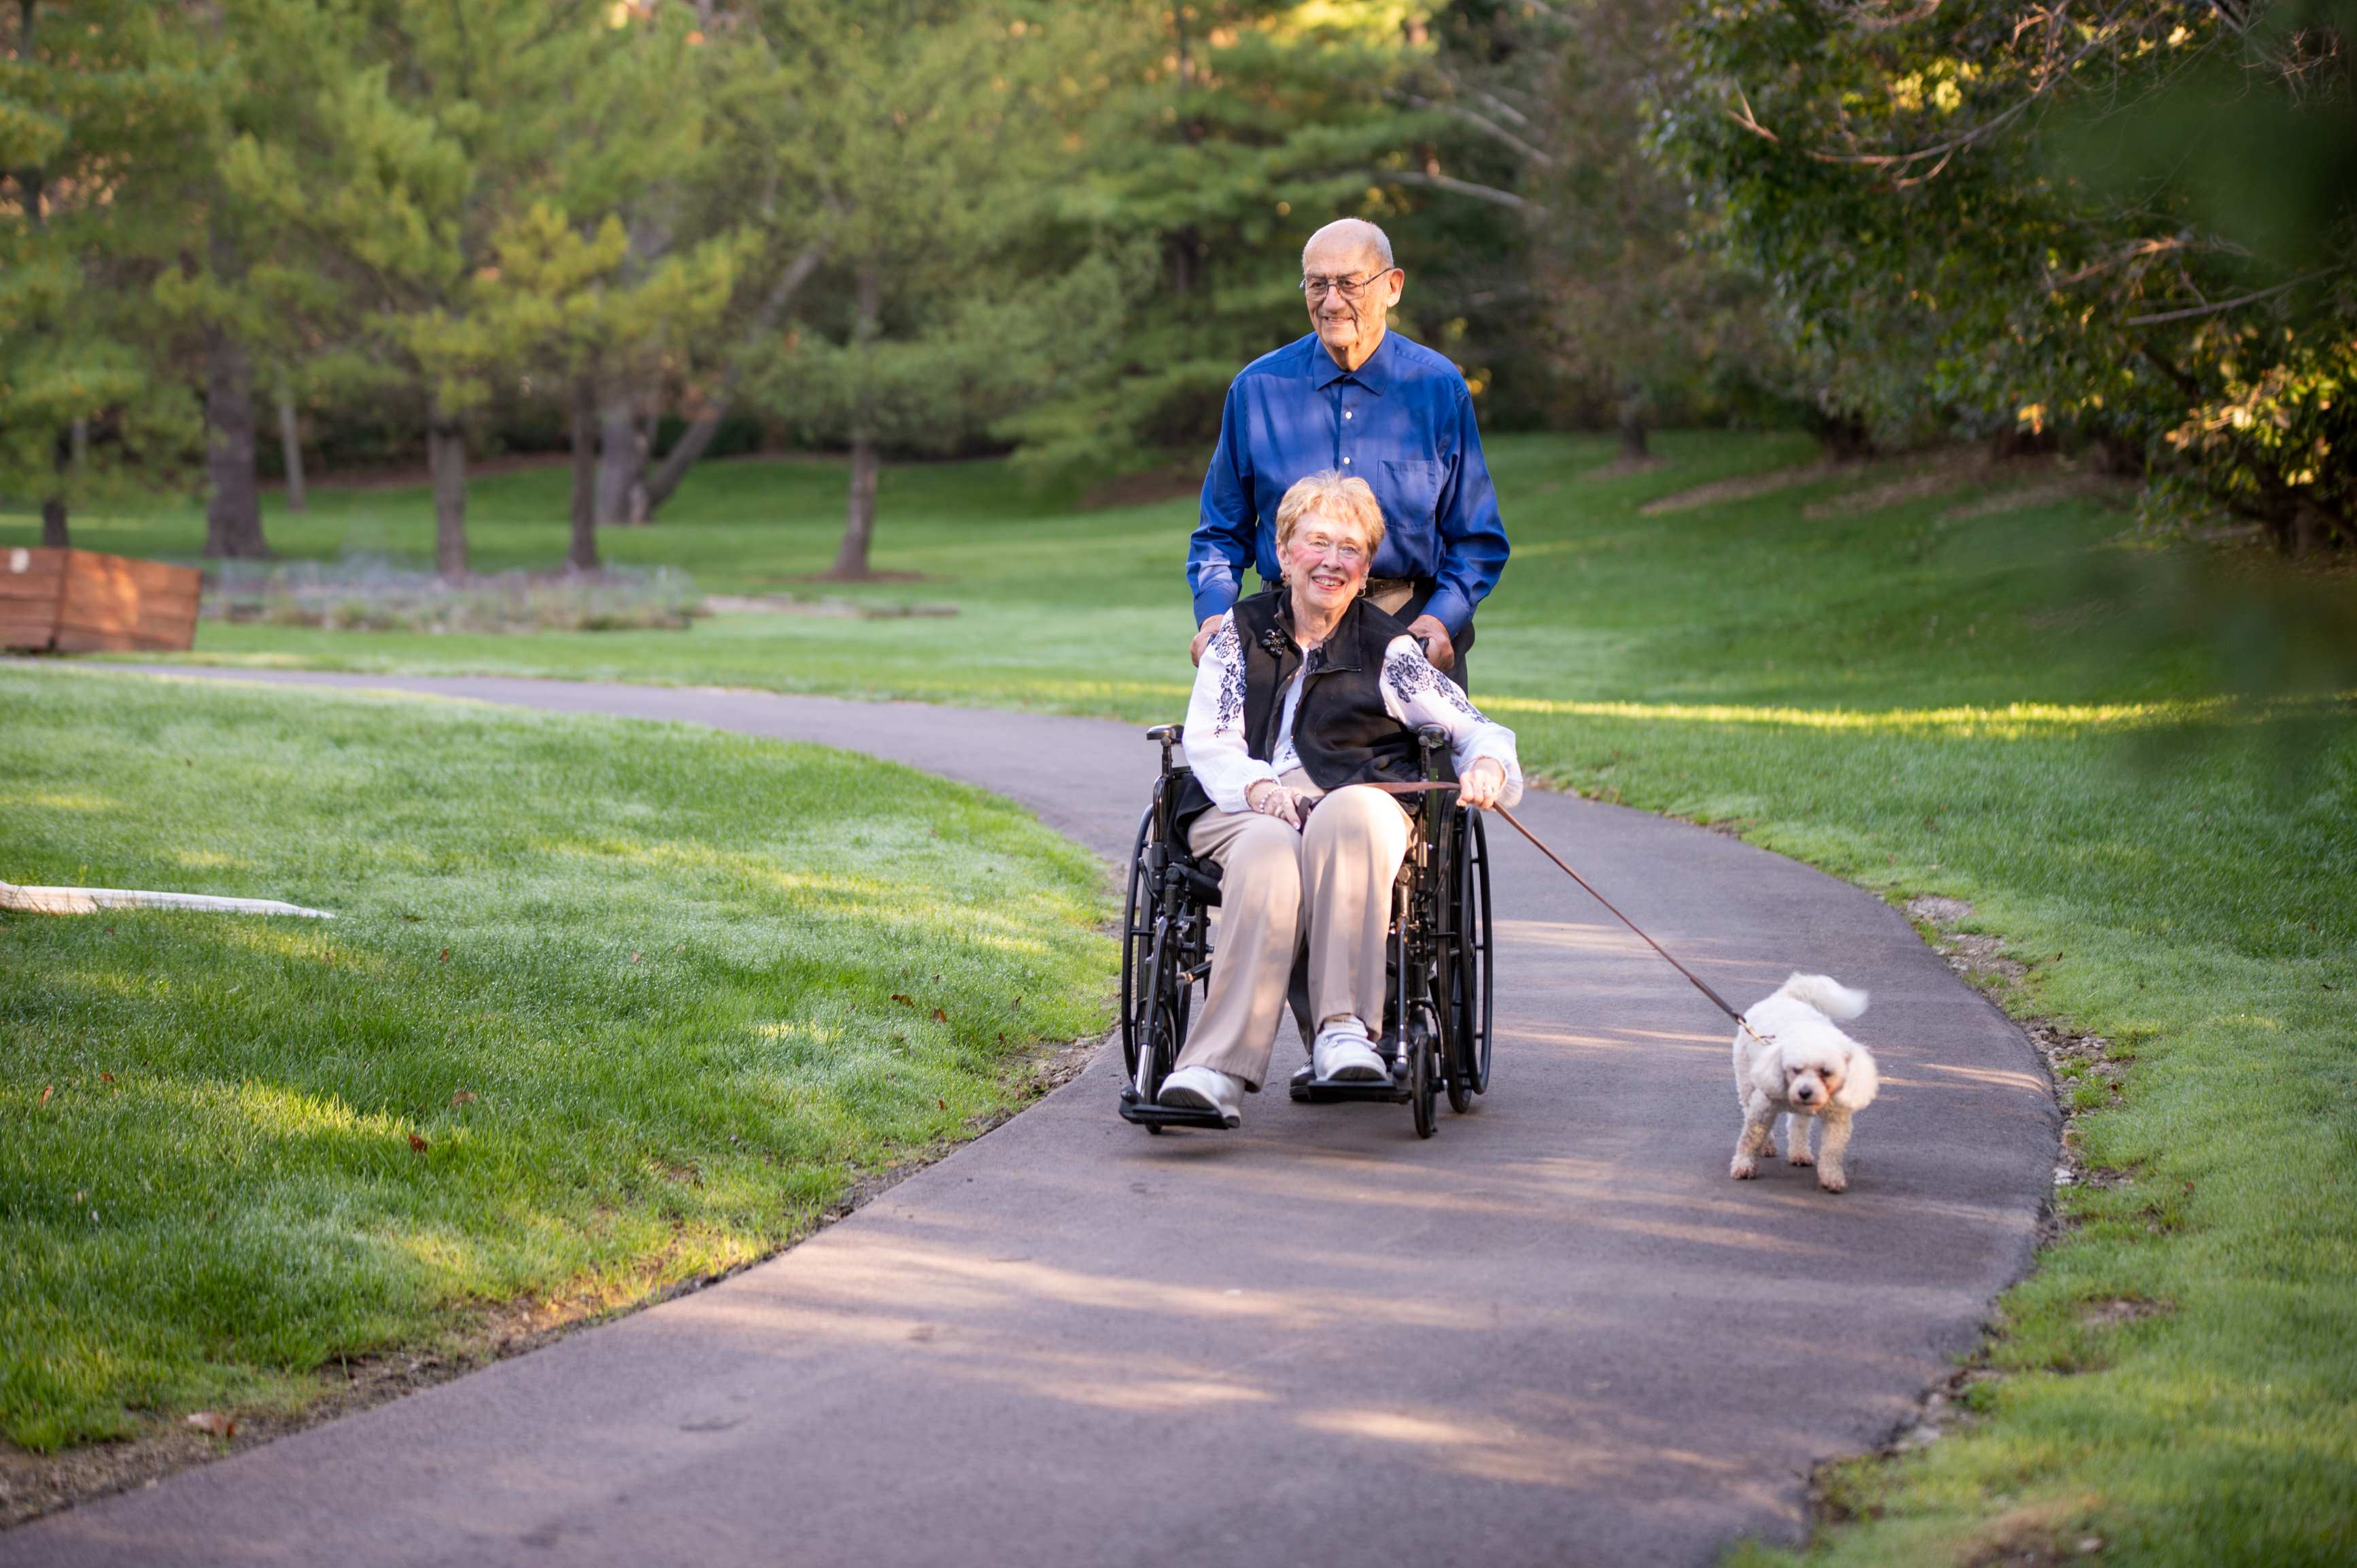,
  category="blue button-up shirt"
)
[1188,330,1509,638]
